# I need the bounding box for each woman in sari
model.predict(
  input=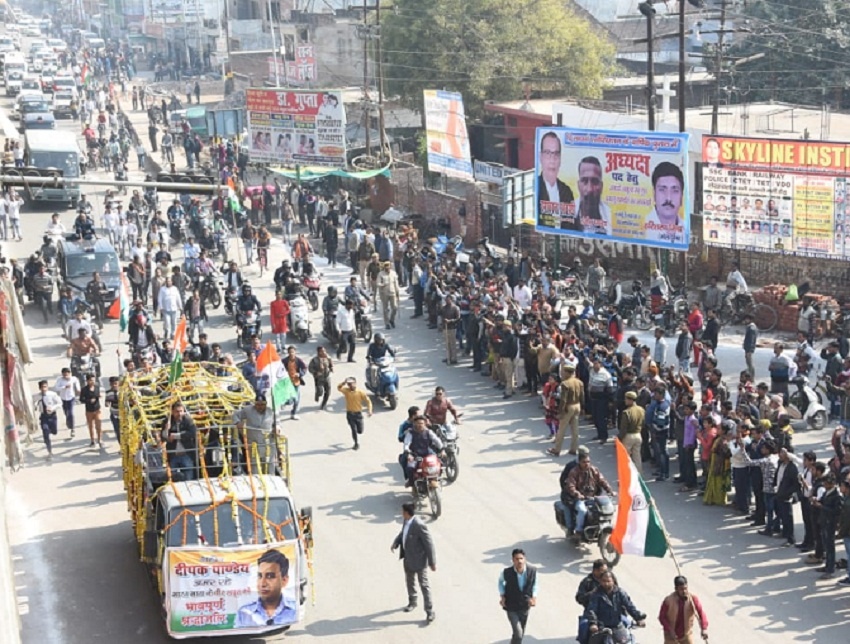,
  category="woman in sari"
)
[704,420,733,506]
